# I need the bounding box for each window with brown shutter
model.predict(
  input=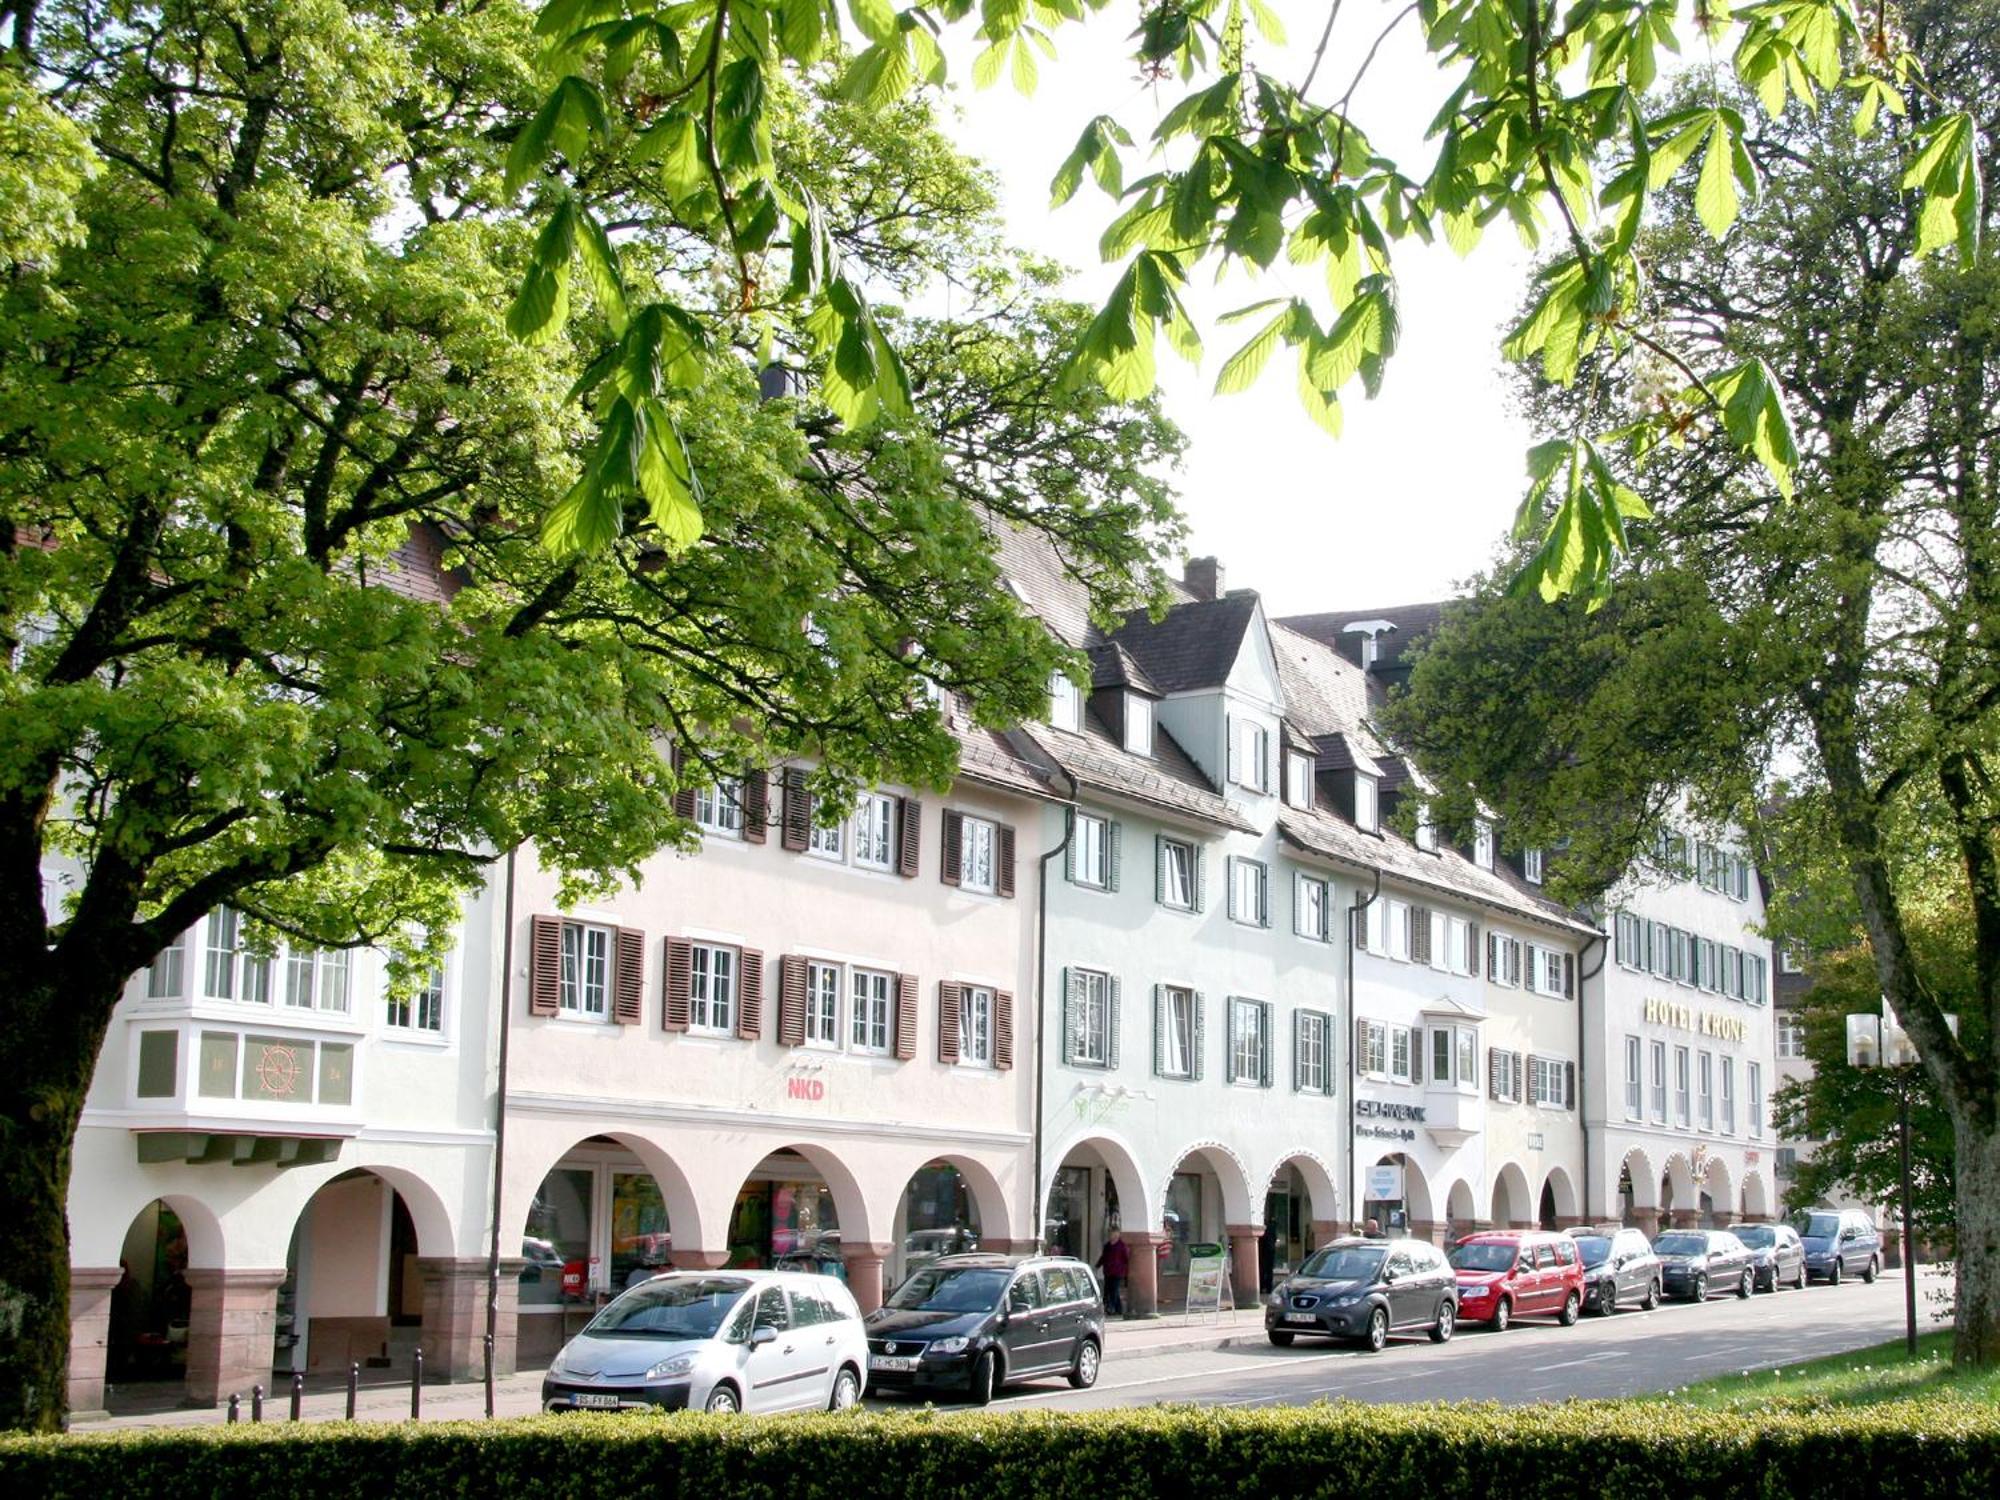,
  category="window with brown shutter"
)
[895,972,918,1060]
[733,948,765,1038]
[670,744,696,820]
[529,915,562,1017]
[897,798,922,877]
[994,990,1014,1069]
[777,955,807,1045]
[937,981,962,1064]
[781,767,811,851]
[940,809,963,886]
[612,927,645,1024]
[997,824,1017,898]
[1409,907,1432,964]
[662,937,693,1032]
[742,771,769,844]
